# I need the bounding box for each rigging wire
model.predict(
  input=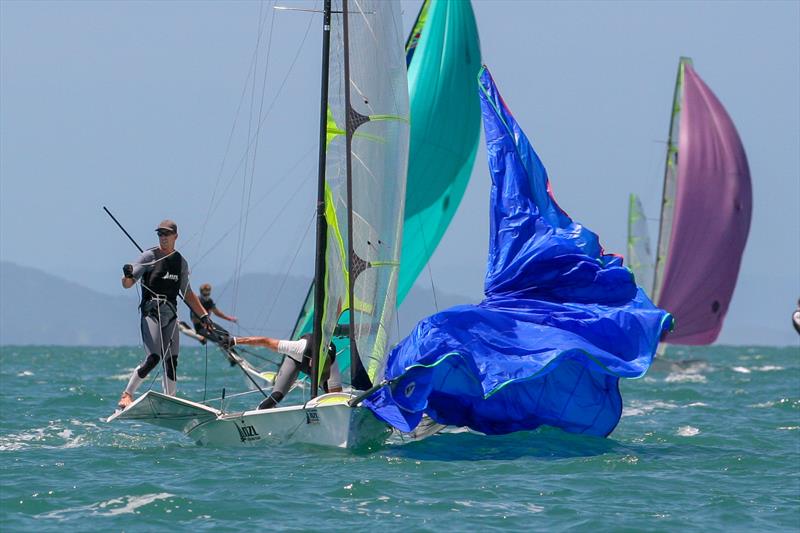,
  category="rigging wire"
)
[191,146,315,270]
[203,342,209,402]
[196,2,275,258]
[233,0,272,316]
[253,210,316,332]
[200,6,318,229]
